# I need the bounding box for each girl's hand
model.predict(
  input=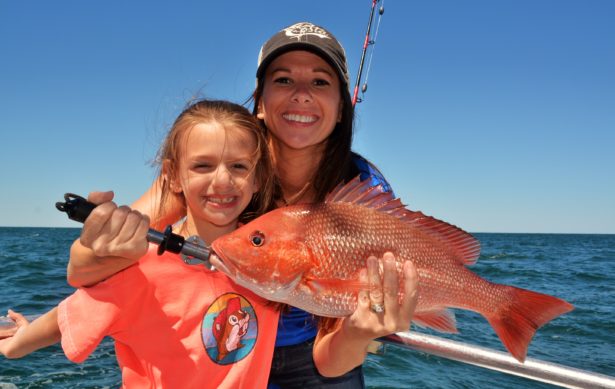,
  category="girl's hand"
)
[0,310,28,339]
[79,191,150,261]
[0,310,29,357]
[342,253,418,340]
